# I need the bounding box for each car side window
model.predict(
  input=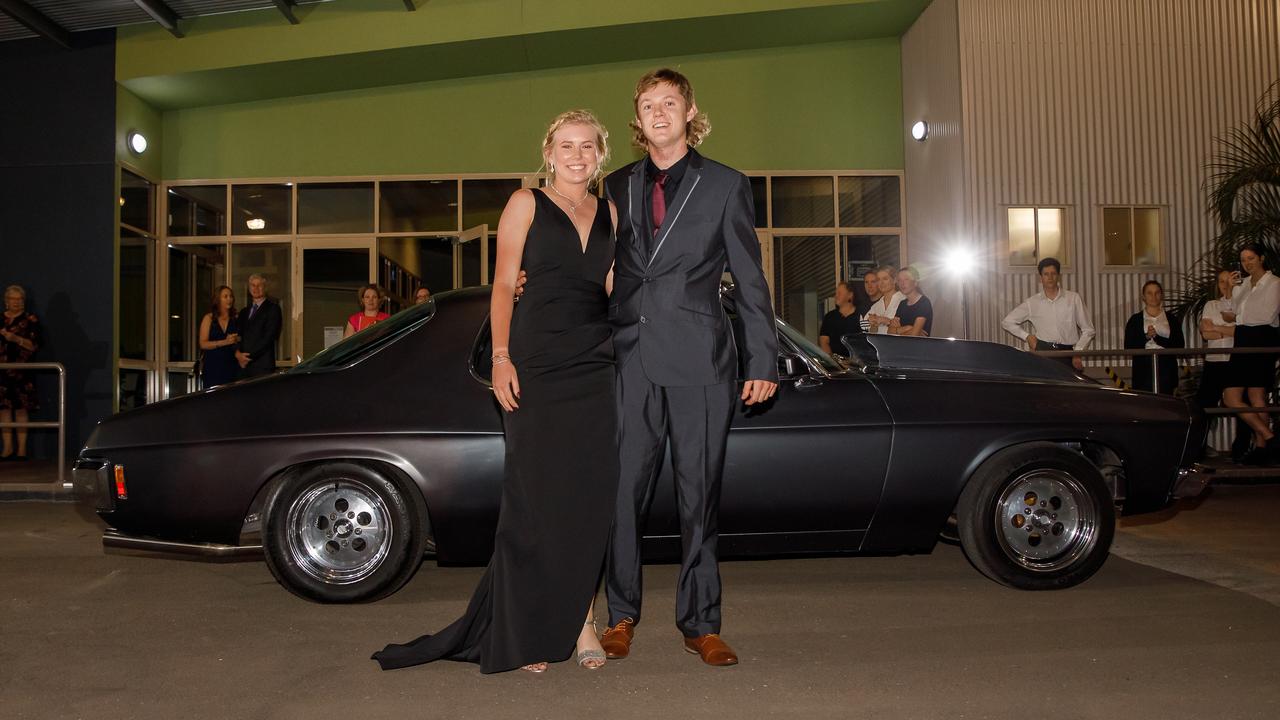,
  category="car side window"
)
[469,314,493,386]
